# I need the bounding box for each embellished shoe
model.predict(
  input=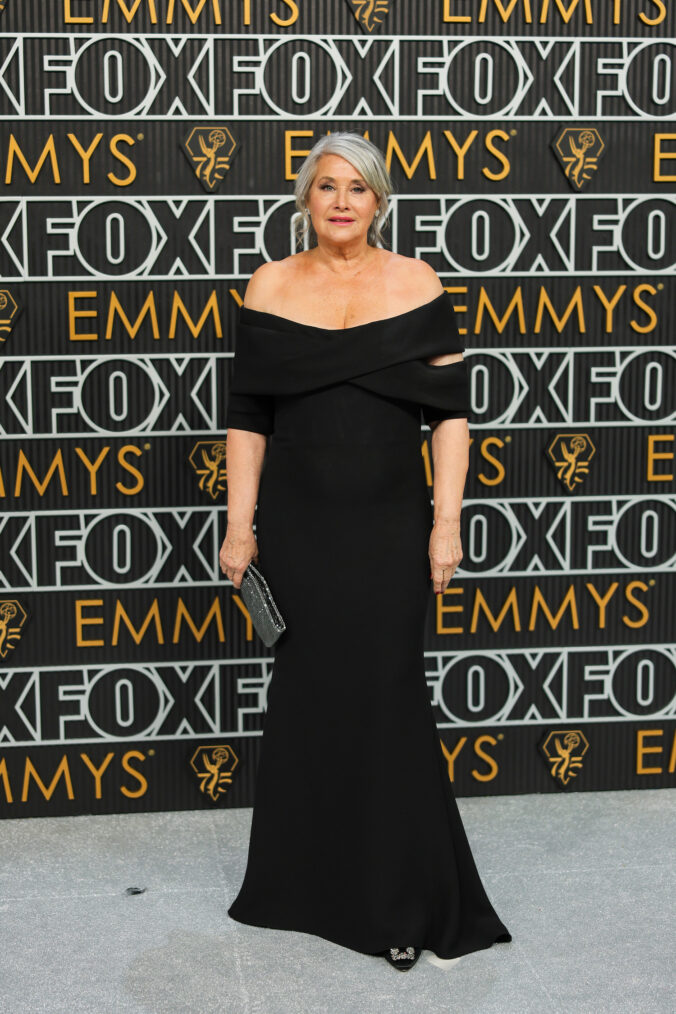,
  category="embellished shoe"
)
[382,946,421,971]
